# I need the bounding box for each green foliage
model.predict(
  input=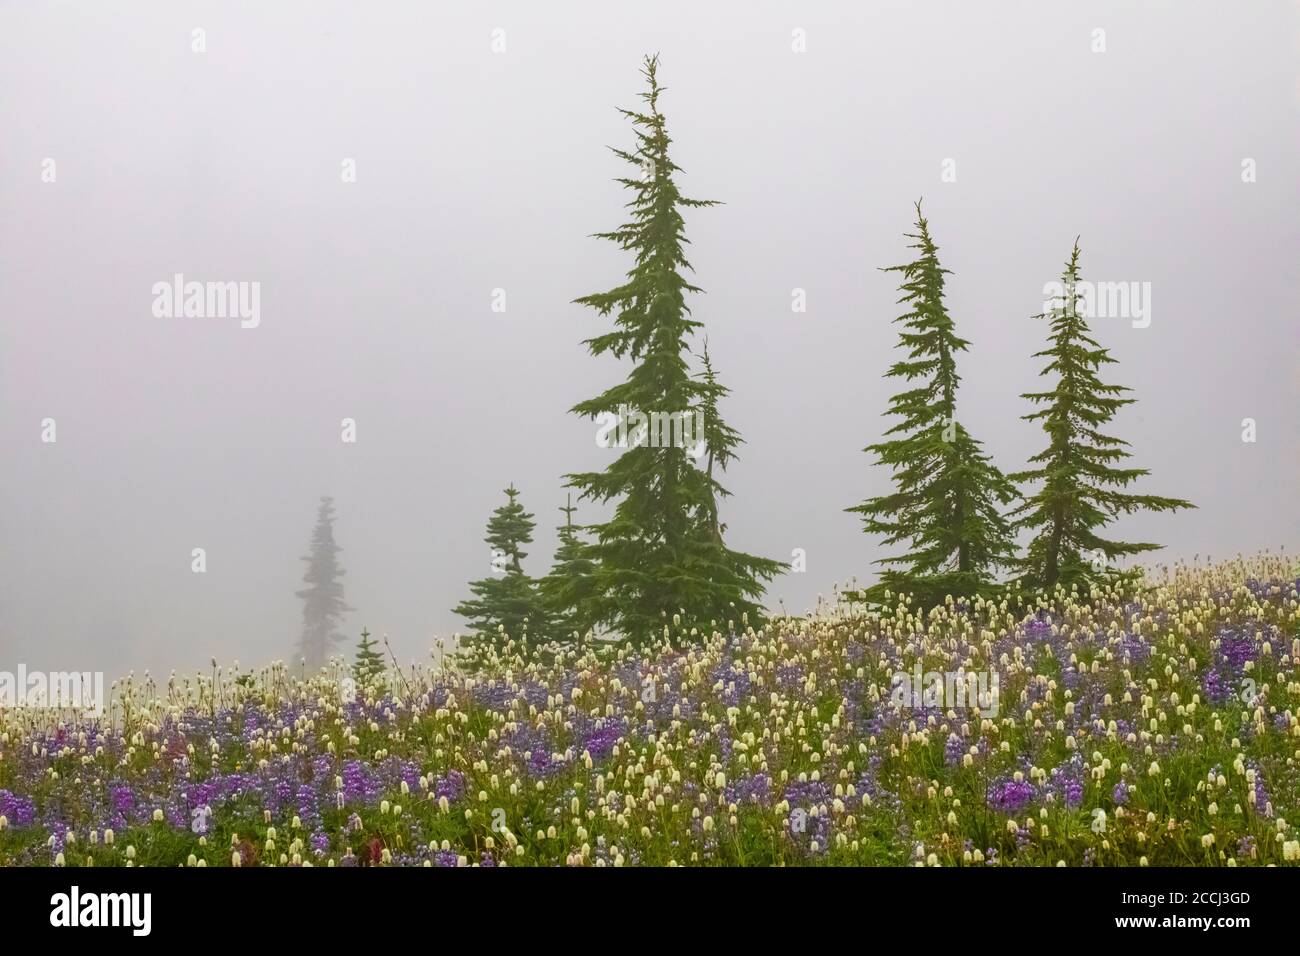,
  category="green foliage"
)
[294,496,354,670]
[695,338,743,543]
[1009,241,1194,591]
[454,485,550,656]
[539,495,600,646]
[848,202,1018,607]
[565,55,782,644]
[352,627,386,688]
